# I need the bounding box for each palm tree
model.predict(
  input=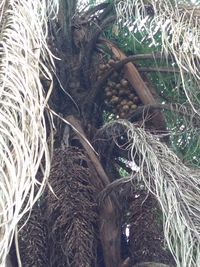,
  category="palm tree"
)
[1,1,200,267]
